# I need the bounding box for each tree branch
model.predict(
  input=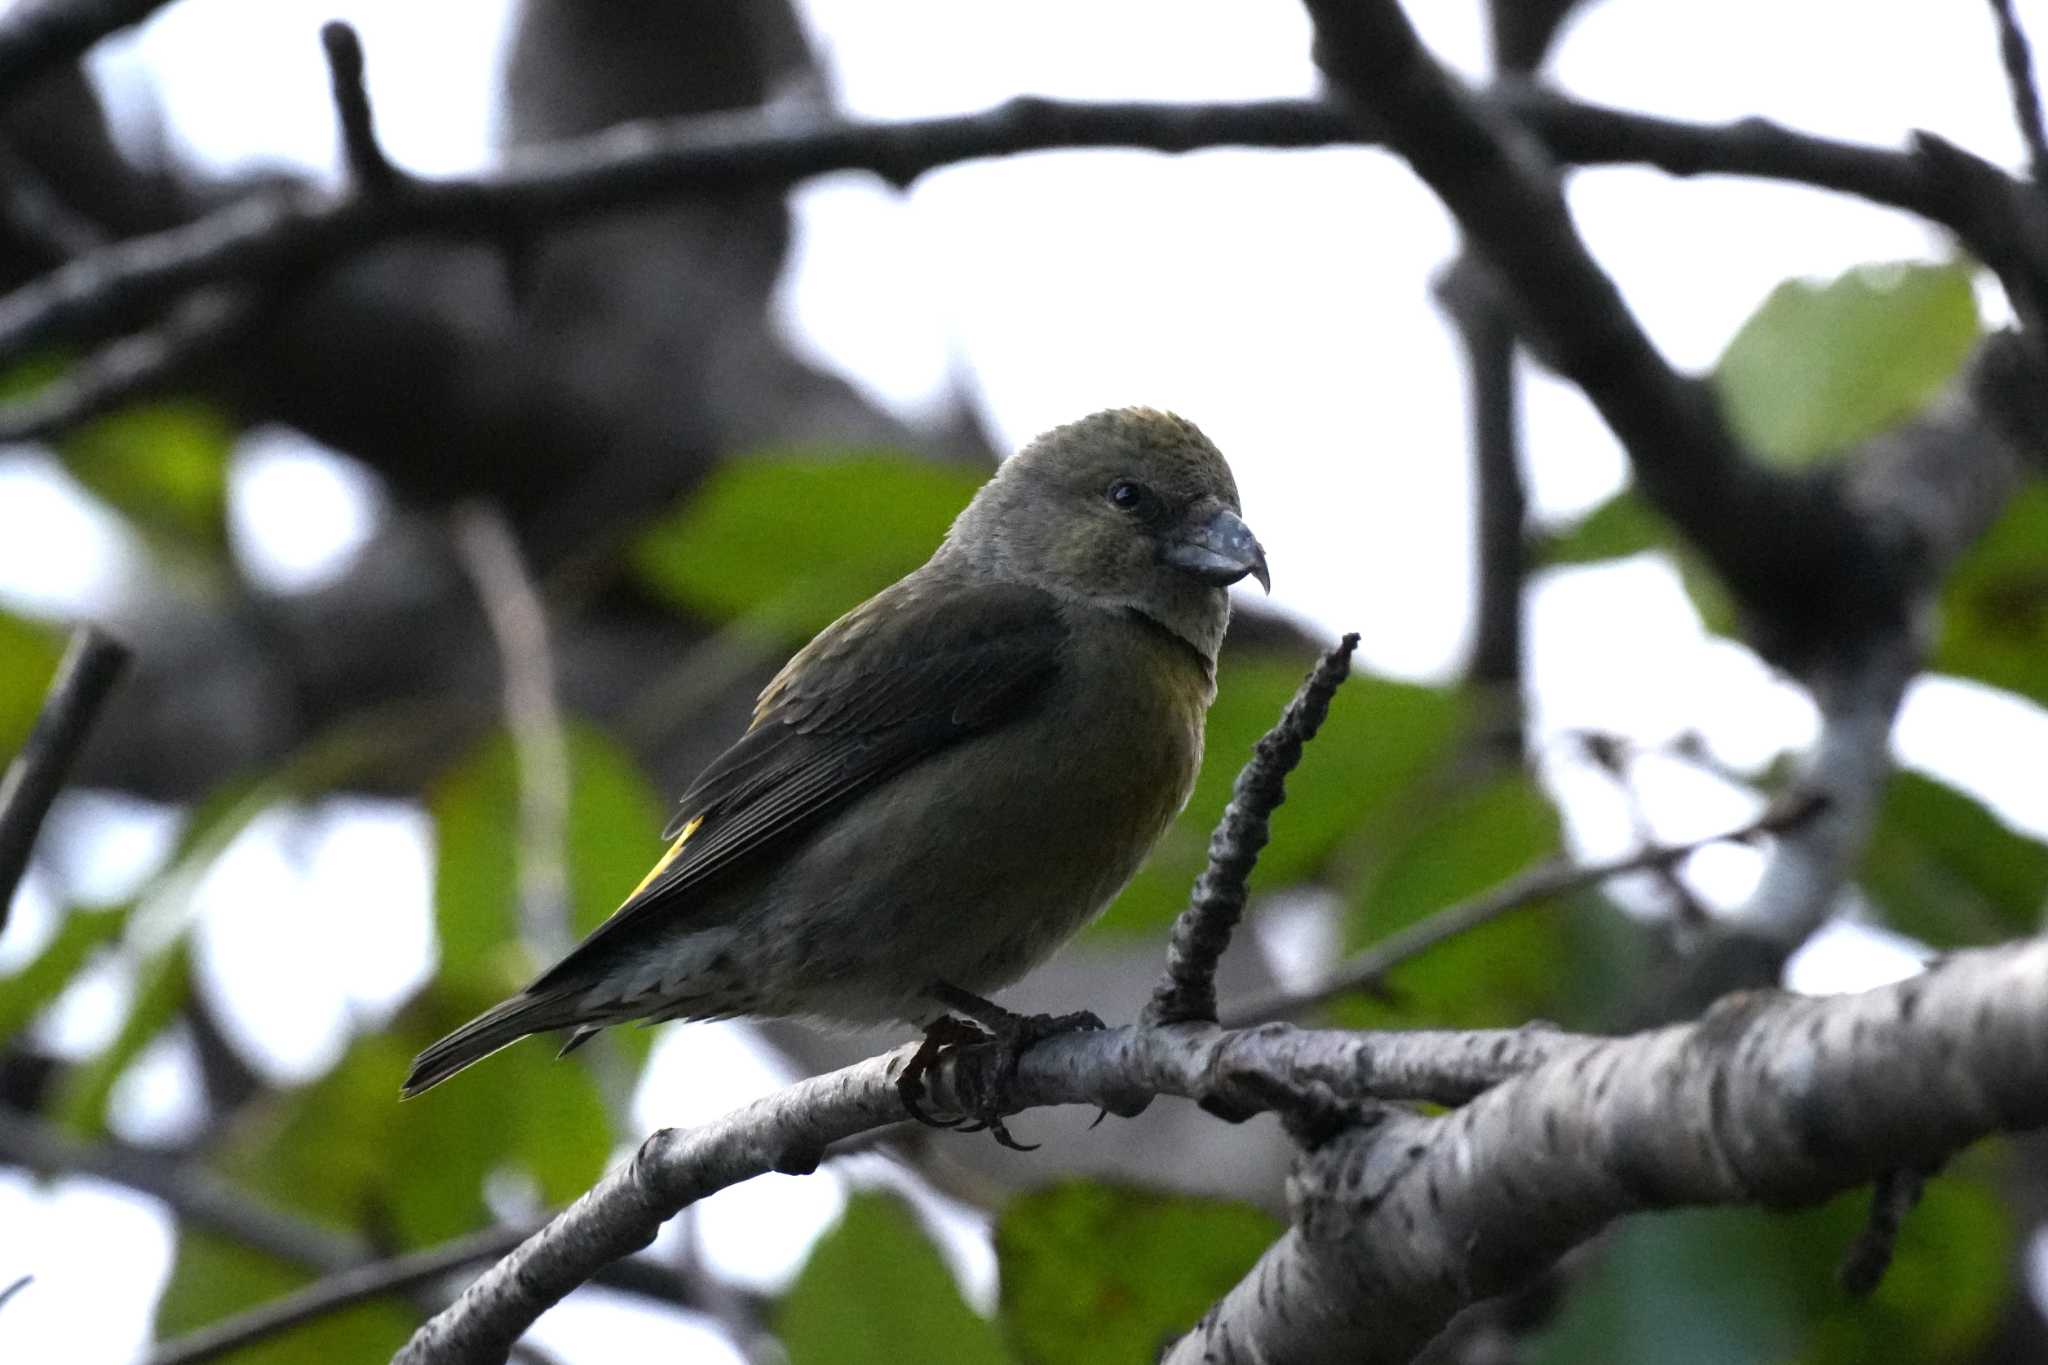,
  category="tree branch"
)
[1437,257,1527,719]
[148,1223,534,1365]
[319,20,398,194]
[1306,0,1900,664]
[391,936,2048,1364]
[0,625,129,930]
[1145,634,1358,1027]
[0,290,250,445]
[1163,941,2048,1363]
[0,81,2022,429]
[0,0,179,103]
[1989,0,2048,185]
[0,1107,363,1272]
[394,1022,1571,1364]
[1227,793,1826,1026]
